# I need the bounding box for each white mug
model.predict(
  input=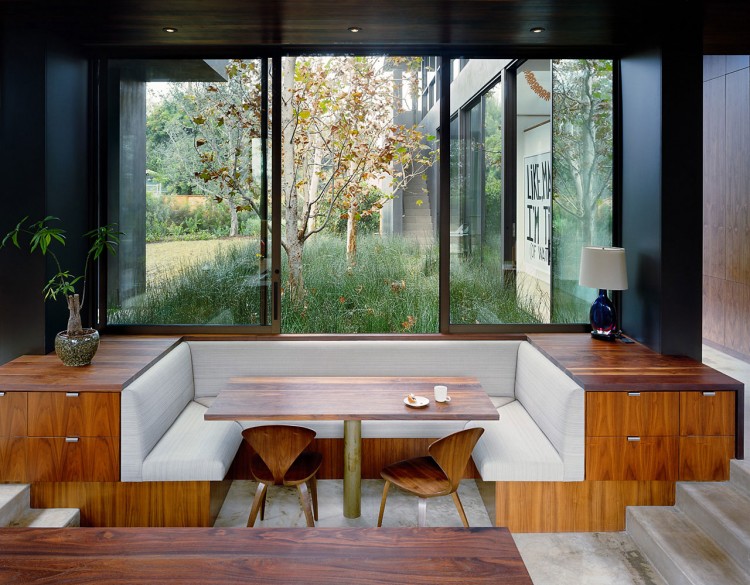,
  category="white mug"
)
[434,385,450,402]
